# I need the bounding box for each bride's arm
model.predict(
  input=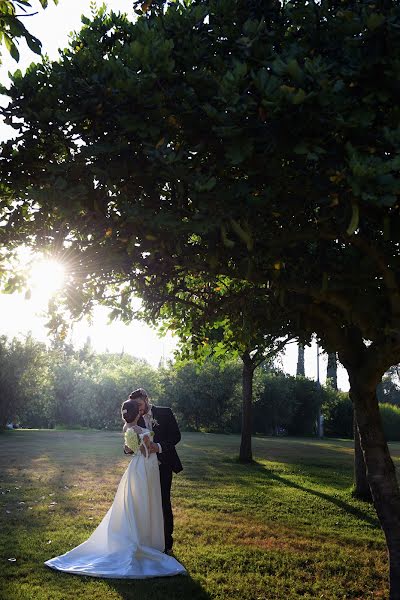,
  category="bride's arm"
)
[136,428,151,453]
[142,432,151,449]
